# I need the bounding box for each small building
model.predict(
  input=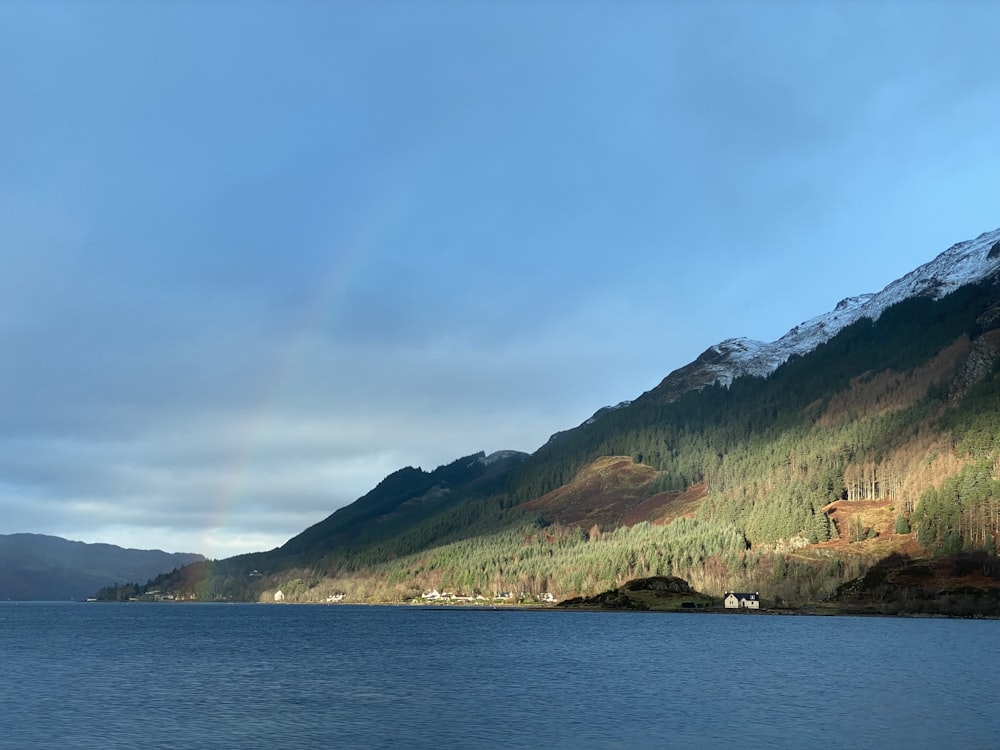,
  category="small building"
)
[724,592,761,609]
[273,590,285,603]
